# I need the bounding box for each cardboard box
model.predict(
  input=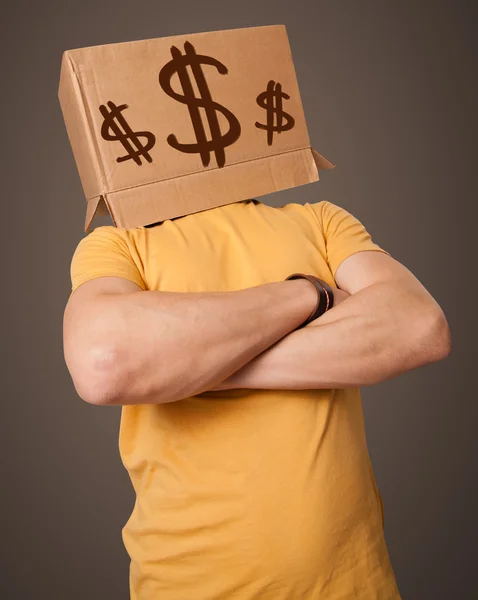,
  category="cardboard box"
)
[58,24,334,232]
